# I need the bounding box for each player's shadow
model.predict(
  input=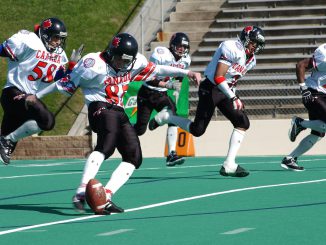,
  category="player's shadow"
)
[77,200,326,225]
[128,173,220,185]
[0,203,86,216]
[250,165,326,173]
